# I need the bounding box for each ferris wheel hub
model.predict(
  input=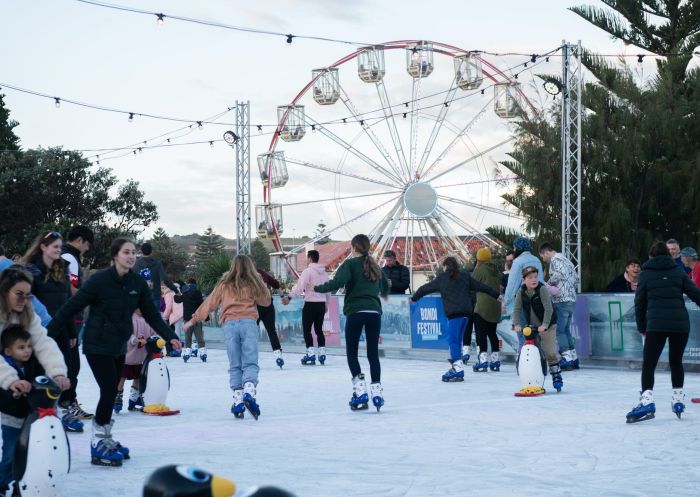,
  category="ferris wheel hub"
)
[403,182,438,218]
